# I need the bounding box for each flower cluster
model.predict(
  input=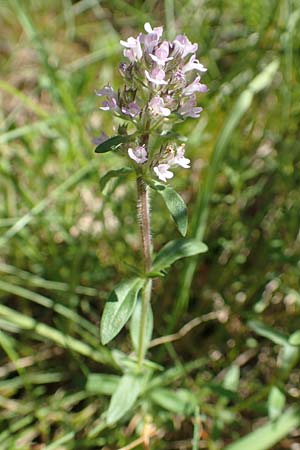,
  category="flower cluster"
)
[96,23,207,182]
